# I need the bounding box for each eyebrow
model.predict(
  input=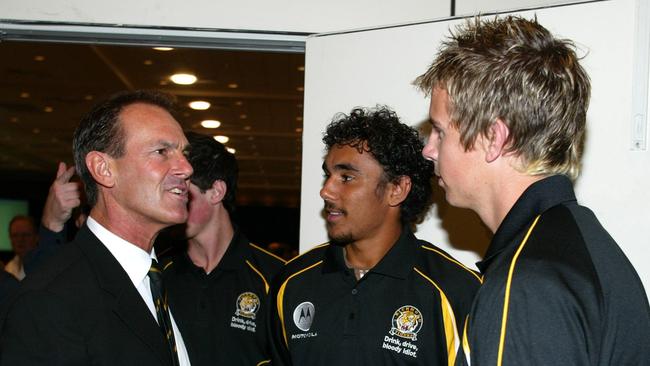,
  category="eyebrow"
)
[155,140,184,150]
[322,161,359,173]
